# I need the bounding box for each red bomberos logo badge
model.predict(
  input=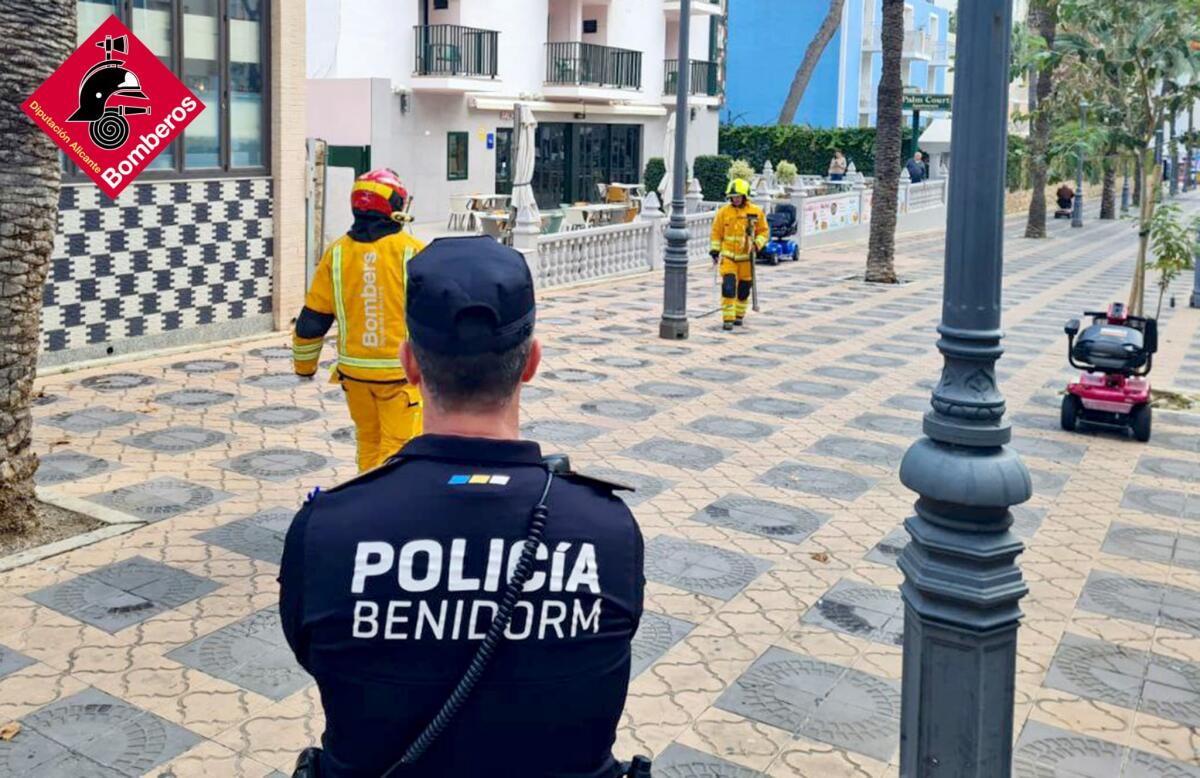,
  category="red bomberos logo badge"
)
[21,14,202,198]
